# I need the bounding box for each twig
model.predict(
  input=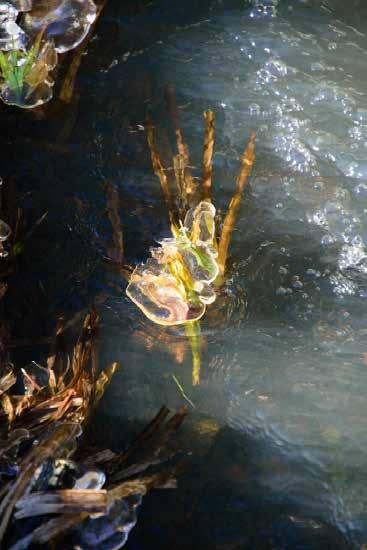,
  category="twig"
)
[202,110,215,201]
[171,374,195,409]
[23,211,48,242]
[217,132,256,275]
